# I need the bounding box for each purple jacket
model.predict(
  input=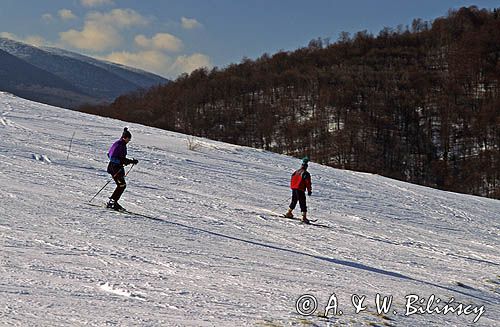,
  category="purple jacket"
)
[108,139,127,165]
